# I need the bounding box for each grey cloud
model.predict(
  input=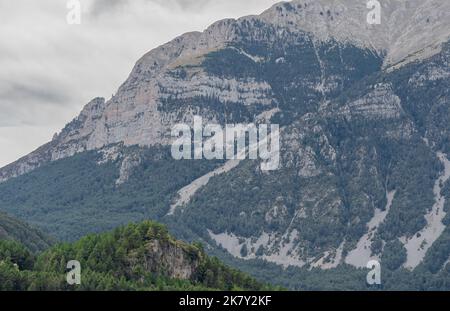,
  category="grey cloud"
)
[90,0,128,16]
[0,81,69,106]
[89,0,210,16]
[154,0,210,10]
[0,0,280,166]
[0,80,74,127]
